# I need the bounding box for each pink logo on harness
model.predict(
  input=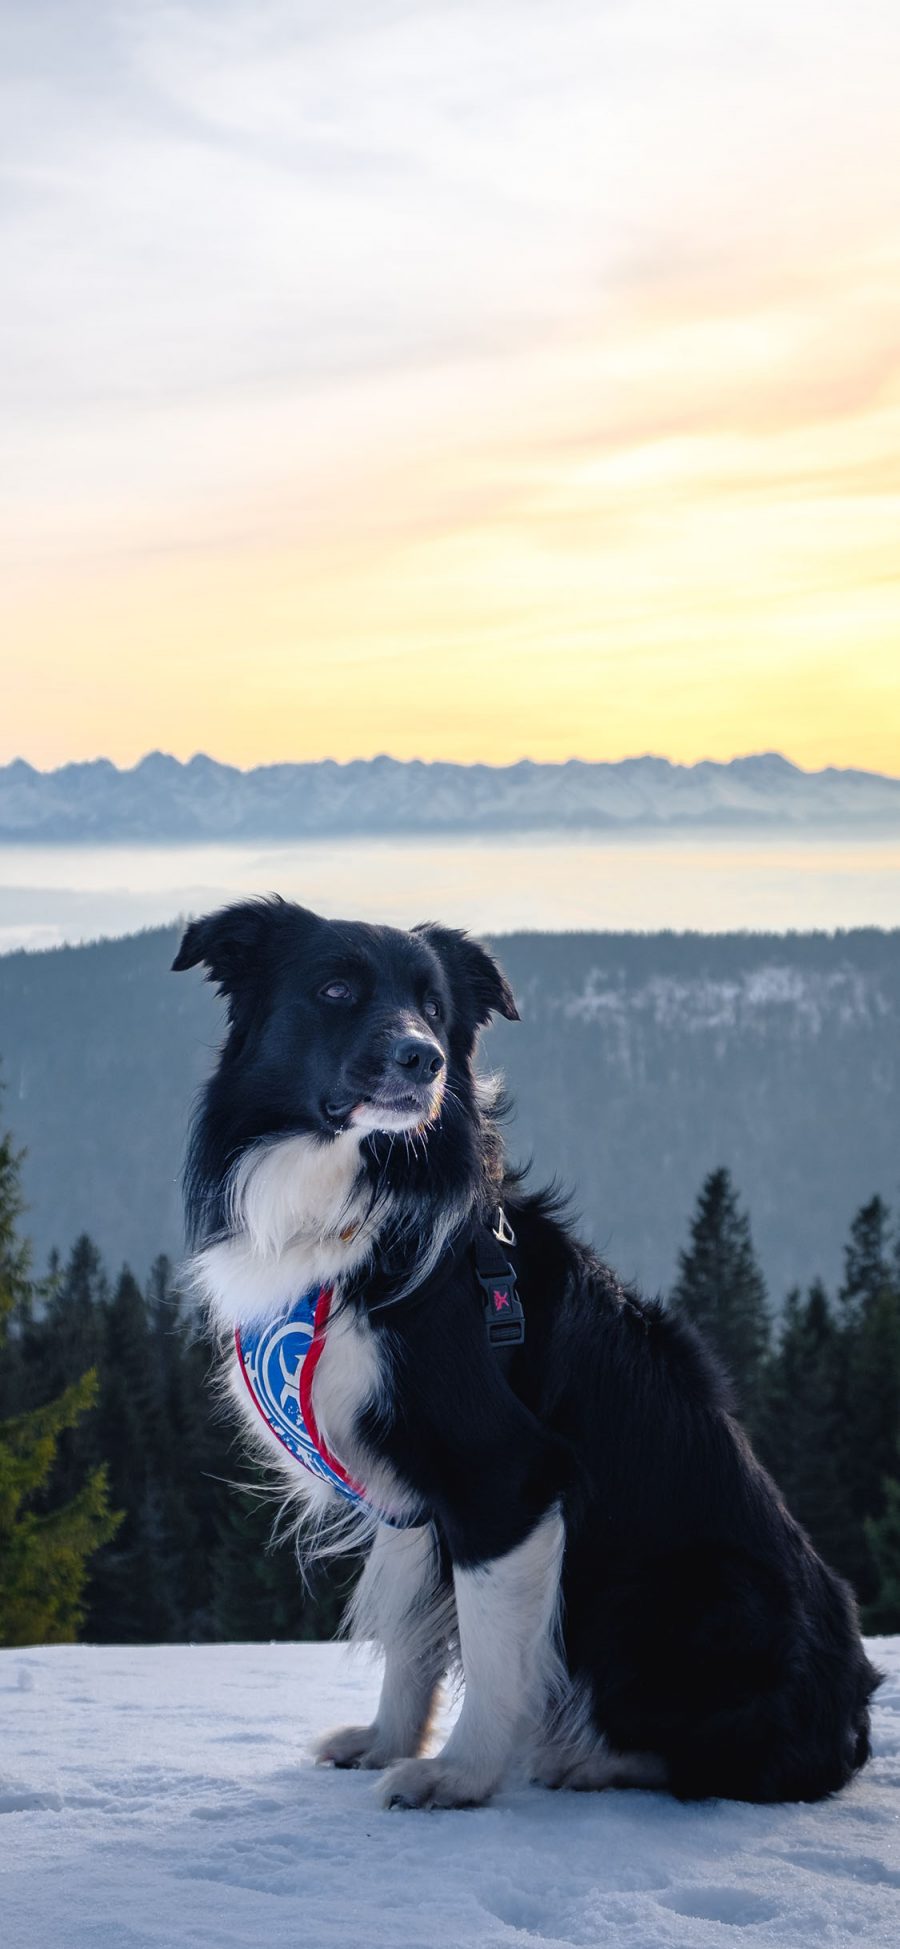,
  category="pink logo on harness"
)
[493,1289,510,1310]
